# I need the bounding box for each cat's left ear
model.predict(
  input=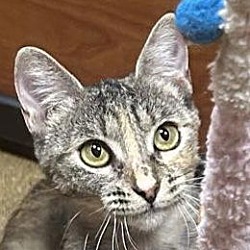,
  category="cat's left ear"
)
[135,13,189,78]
